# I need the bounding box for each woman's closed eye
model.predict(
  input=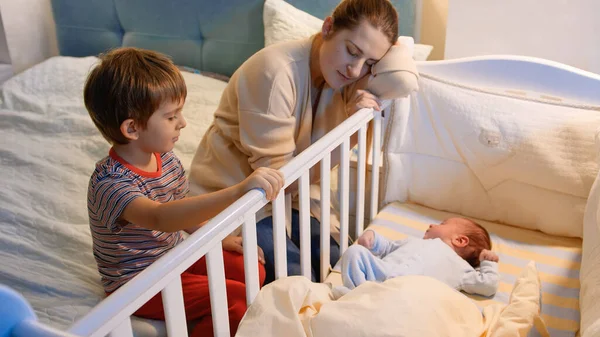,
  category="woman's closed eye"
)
[347,46,359,58]
[346,45,377,66]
